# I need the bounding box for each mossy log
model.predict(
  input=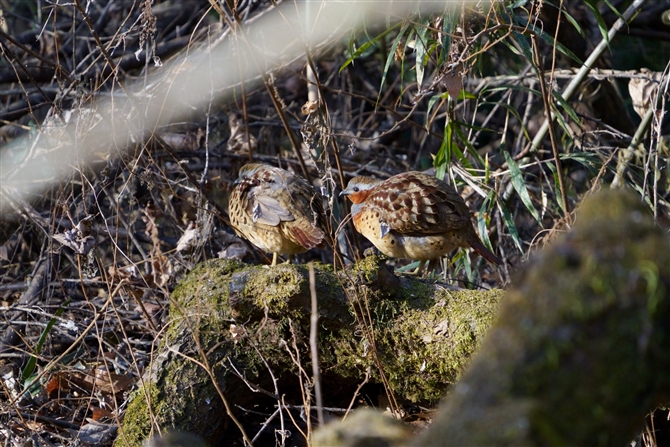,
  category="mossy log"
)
[114,255,502,446]
[415,189,670,446]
